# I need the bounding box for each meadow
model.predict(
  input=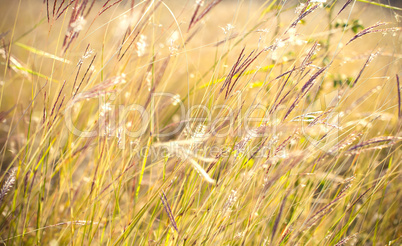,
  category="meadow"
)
[0,0,401,245]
